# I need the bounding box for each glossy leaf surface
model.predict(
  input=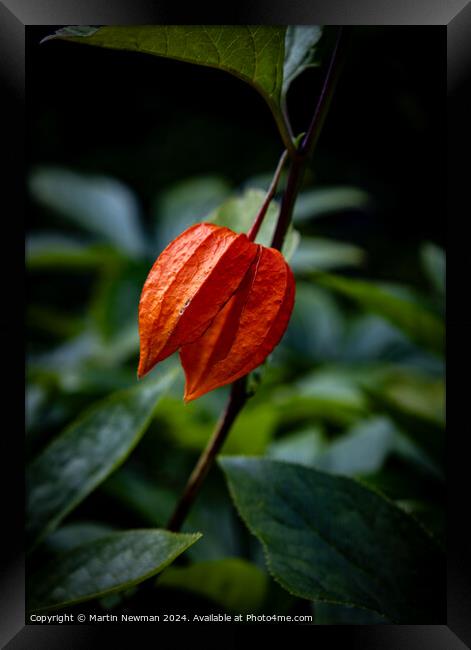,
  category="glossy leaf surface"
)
[220,457,444,623]
[26,373,174,549]
[29,529,201,611]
